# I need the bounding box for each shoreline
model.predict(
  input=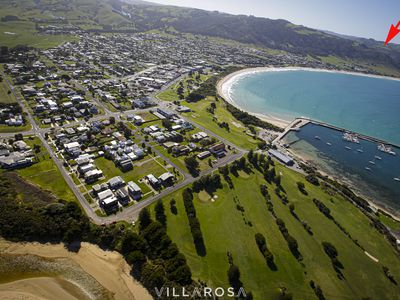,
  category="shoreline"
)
[0,240,152,300]
[217,66,400,221]
[217,66,400,130]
